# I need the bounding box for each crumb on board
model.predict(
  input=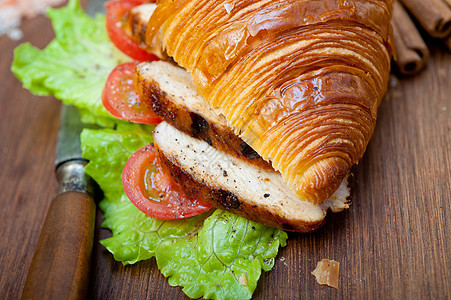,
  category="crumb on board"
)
[311,259,340,289]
